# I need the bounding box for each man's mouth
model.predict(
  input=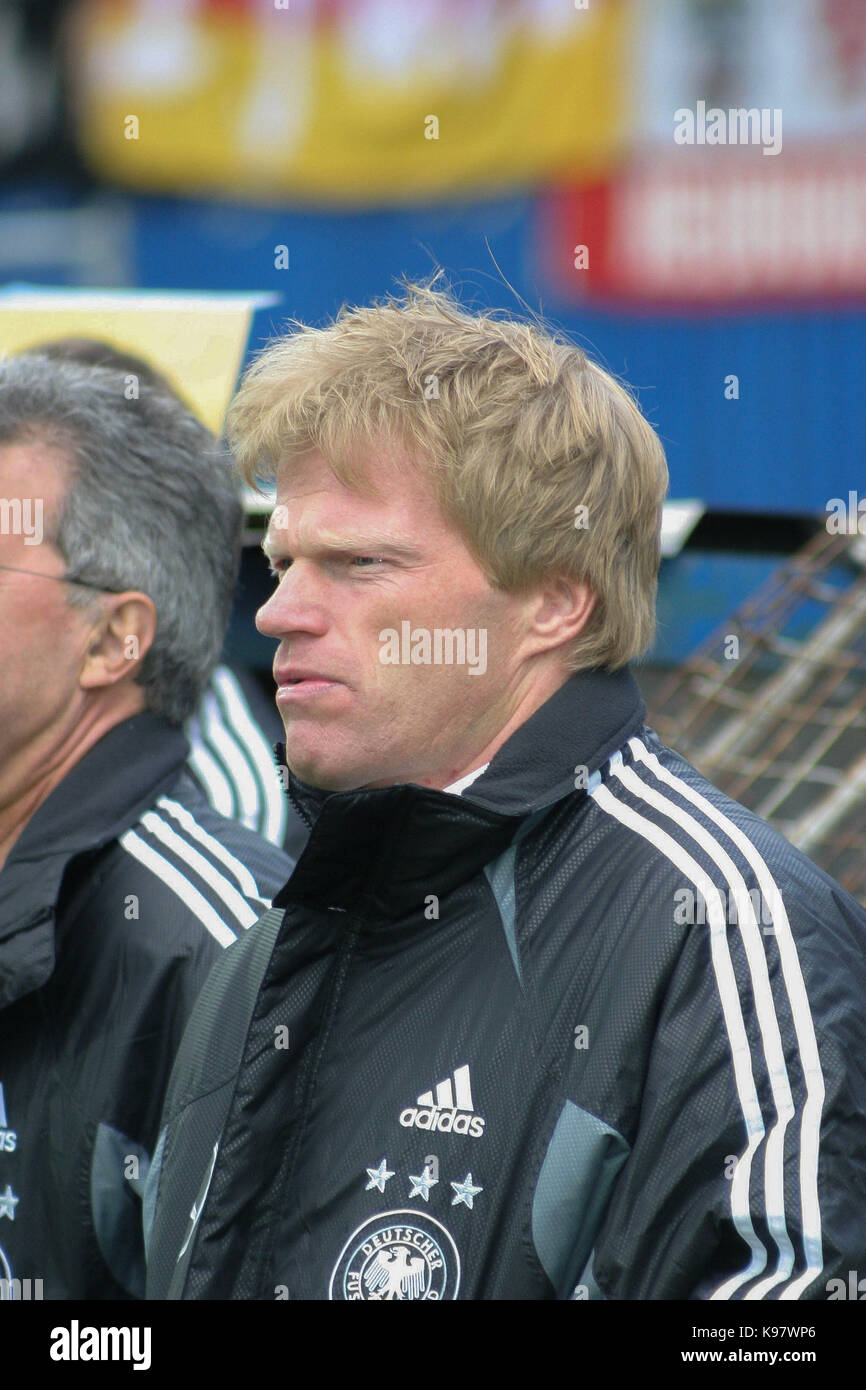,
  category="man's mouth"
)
[274,668,343,701]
